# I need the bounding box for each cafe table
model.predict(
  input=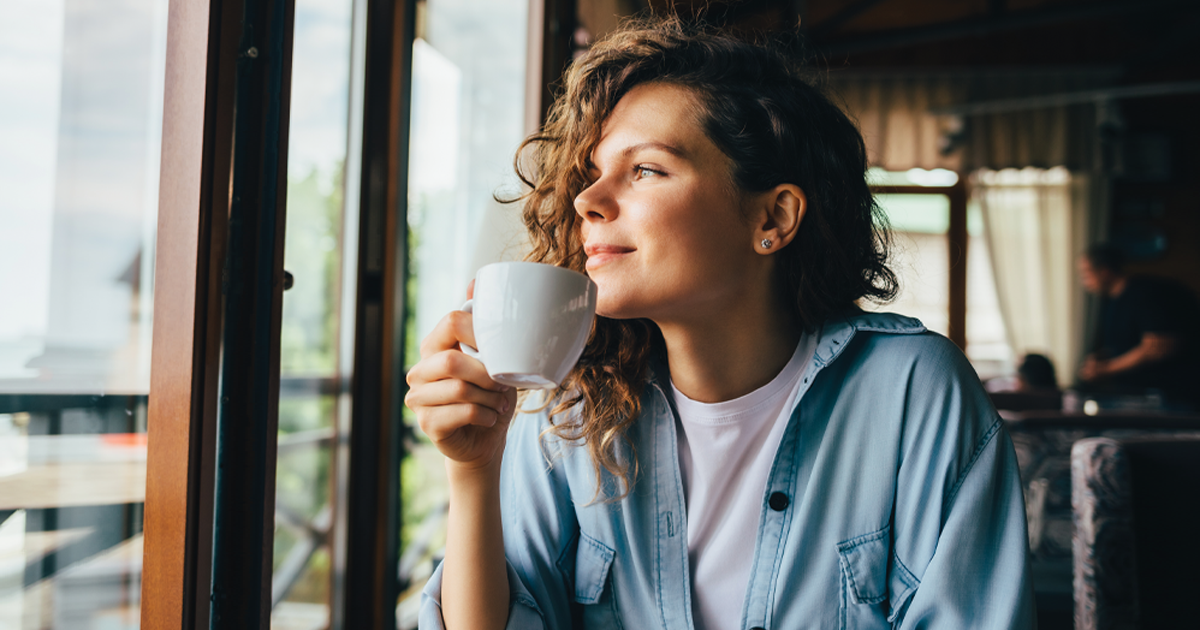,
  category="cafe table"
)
[0,431,147,629]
